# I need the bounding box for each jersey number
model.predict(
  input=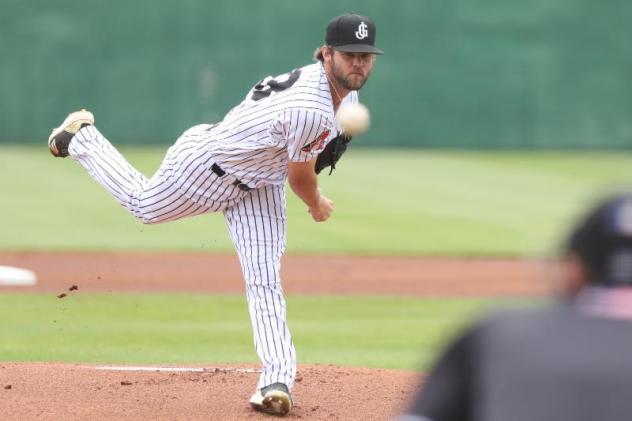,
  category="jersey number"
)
[251,69,301,101]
